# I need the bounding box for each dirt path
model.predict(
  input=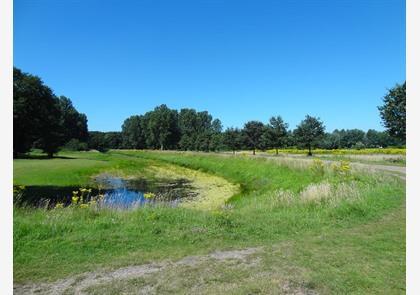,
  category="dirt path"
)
[14,248,262,295]
[250,153,406,180]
